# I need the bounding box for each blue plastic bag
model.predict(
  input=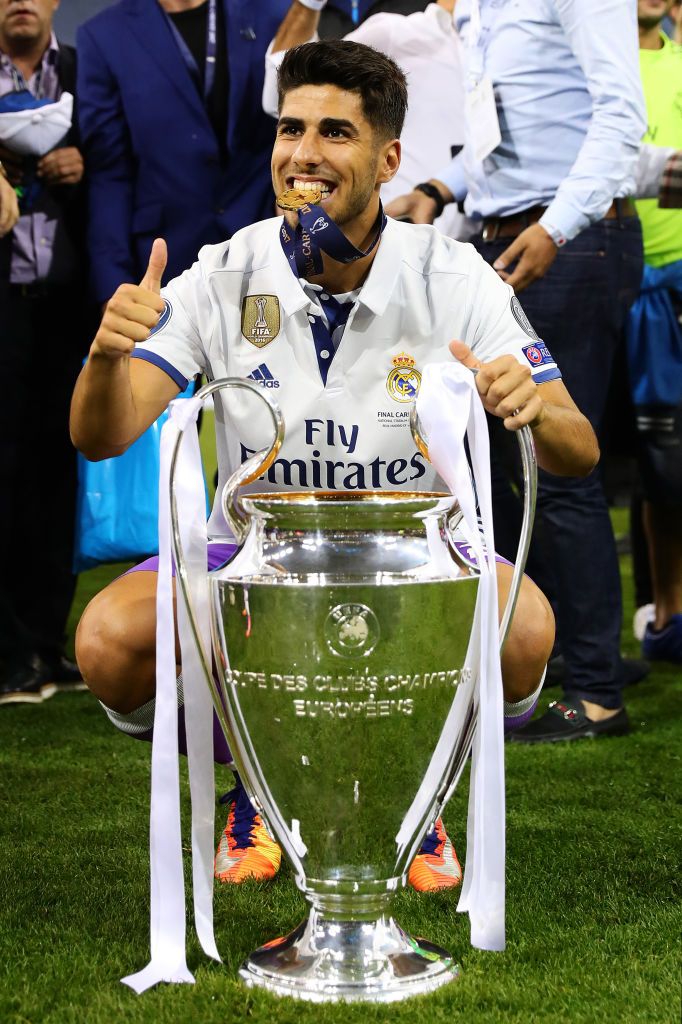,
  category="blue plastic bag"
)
[626,260,682,407]
[73,382,197,571]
